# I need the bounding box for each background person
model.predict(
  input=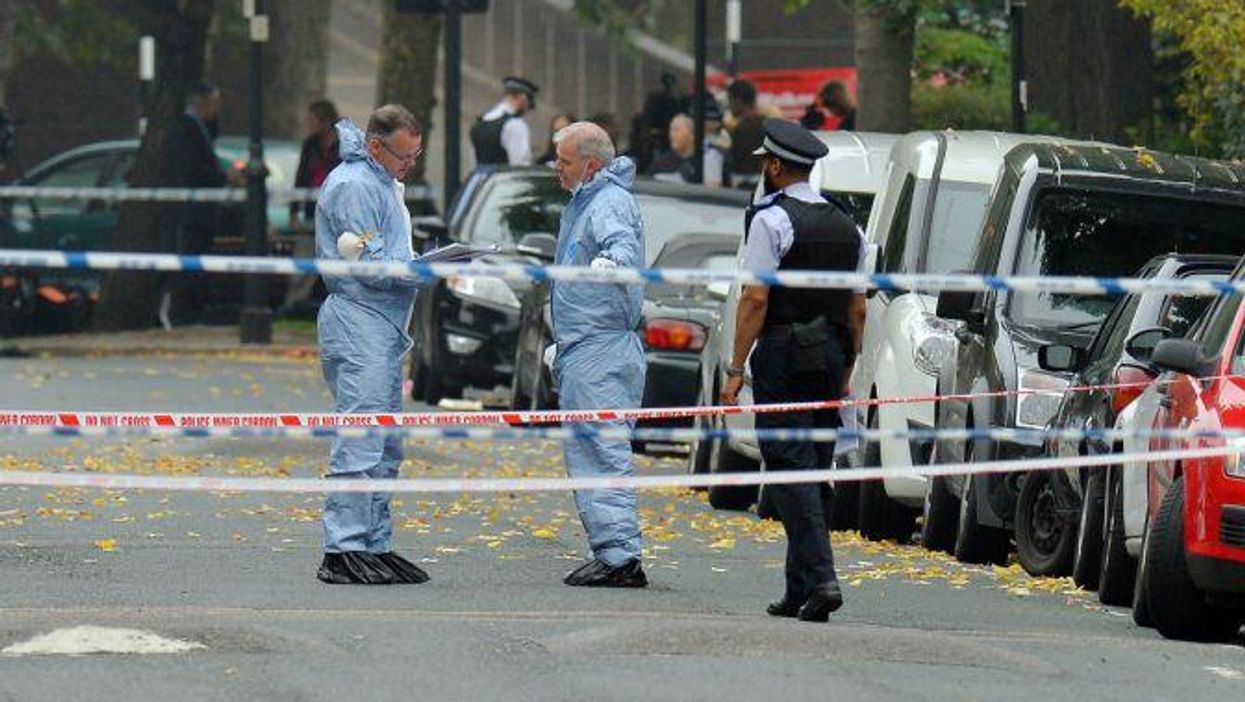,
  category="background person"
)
[549,122,647,588]
[537,112,576,166]
[470,76,539,166]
